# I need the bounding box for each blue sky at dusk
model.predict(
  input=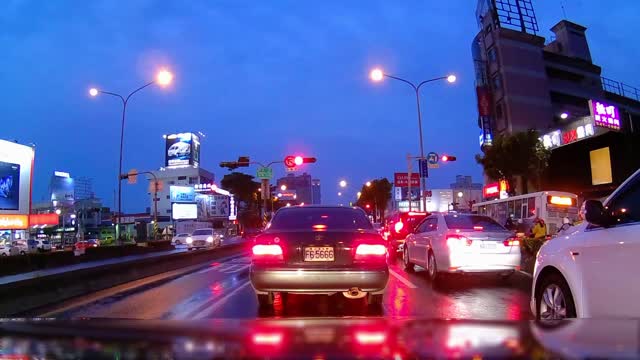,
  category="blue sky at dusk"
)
[2,0,639,210]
